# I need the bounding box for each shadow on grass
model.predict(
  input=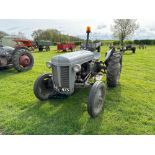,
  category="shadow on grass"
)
[10,87,106,135]
[0,68,20,78]
[0,67,32,79]
[5,84,122,135]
